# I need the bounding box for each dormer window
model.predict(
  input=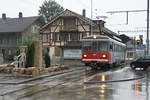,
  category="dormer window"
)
[64,17,76,30]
